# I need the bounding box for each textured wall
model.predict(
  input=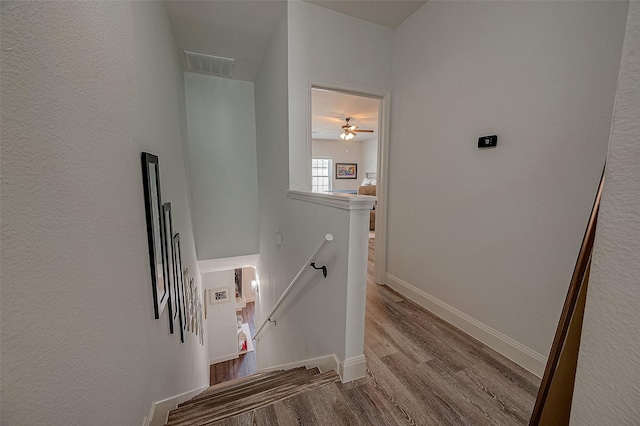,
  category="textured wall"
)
[287,0,392,190]
[571,2,640,423]
[0,2,208,424]
[183,72,259,261]
[388,1,627,358]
